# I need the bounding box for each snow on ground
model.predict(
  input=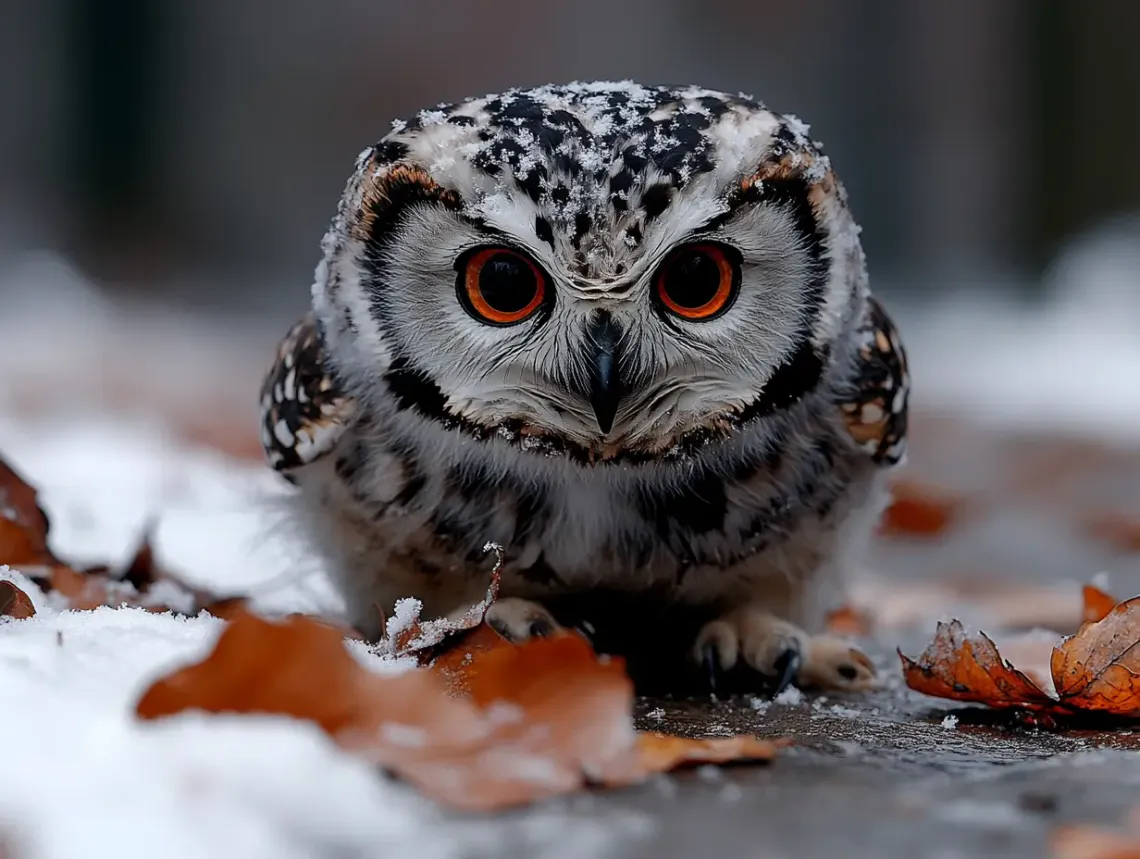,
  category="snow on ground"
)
[895,215,1140,445]
[0,412,340,616]
[0,419,651,859]
[0,216,1136,856]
